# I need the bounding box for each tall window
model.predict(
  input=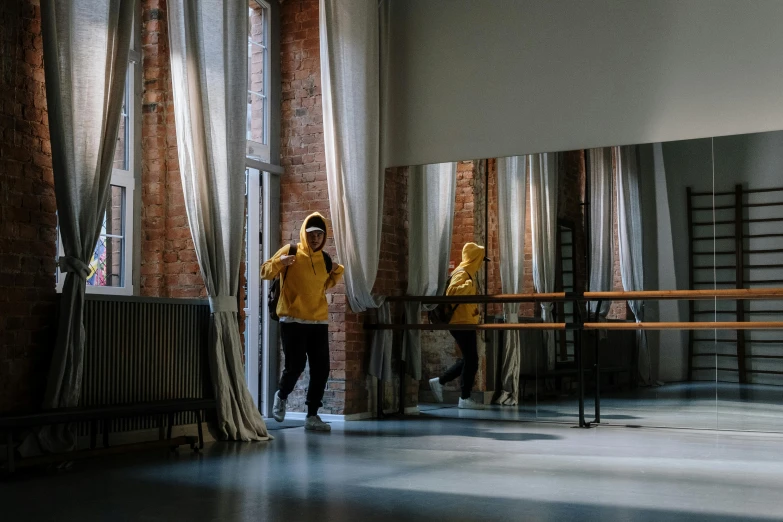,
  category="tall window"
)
[247,0,270,162]
[56,55,137,295]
